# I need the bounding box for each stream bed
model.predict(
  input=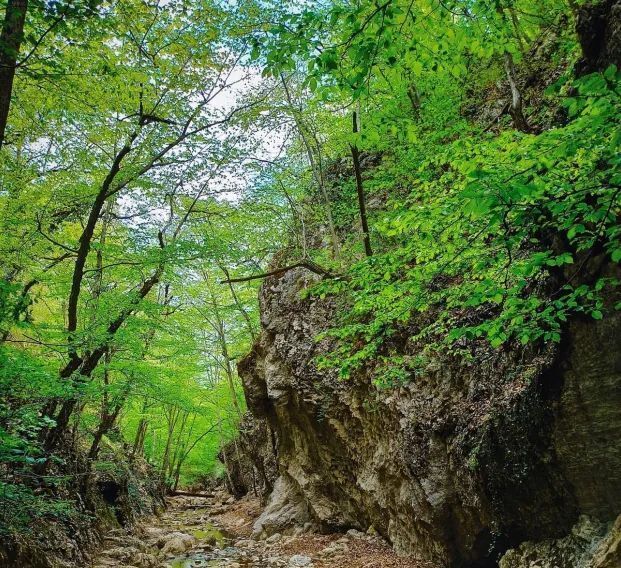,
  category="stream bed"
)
[92,491,434,568]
